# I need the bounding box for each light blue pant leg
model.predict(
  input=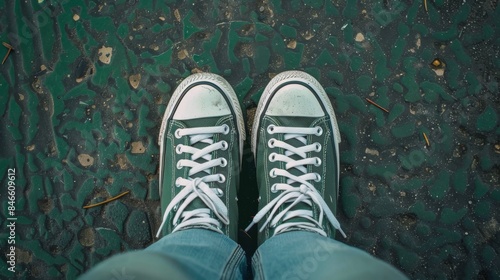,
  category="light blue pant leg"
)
[252,231,408,280]
[80,229,247,280]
